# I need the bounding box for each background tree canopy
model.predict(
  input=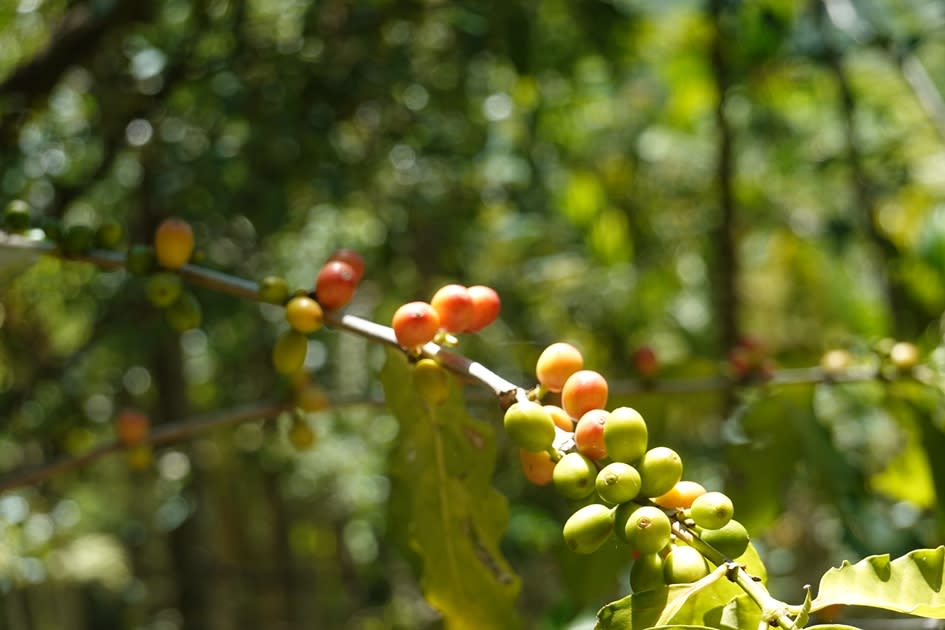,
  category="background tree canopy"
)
[2,0,945,628]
